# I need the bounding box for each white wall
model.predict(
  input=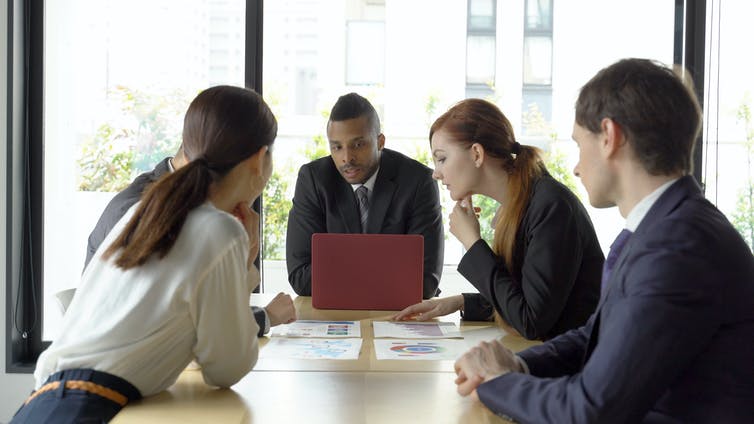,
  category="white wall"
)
[1,1,37,422]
